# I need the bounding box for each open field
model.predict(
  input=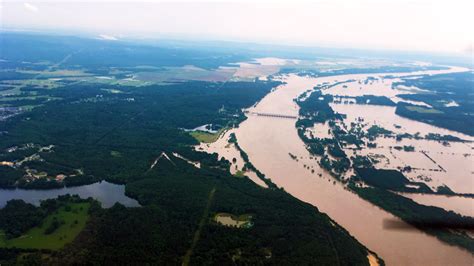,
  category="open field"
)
[0,202,90,250]
[190,128,226,143]
[214,213,253,228]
